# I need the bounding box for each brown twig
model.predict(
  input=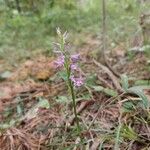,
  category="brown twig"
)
[97,75,113,89]
[93,59,123,92]
[91,138,101,150]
